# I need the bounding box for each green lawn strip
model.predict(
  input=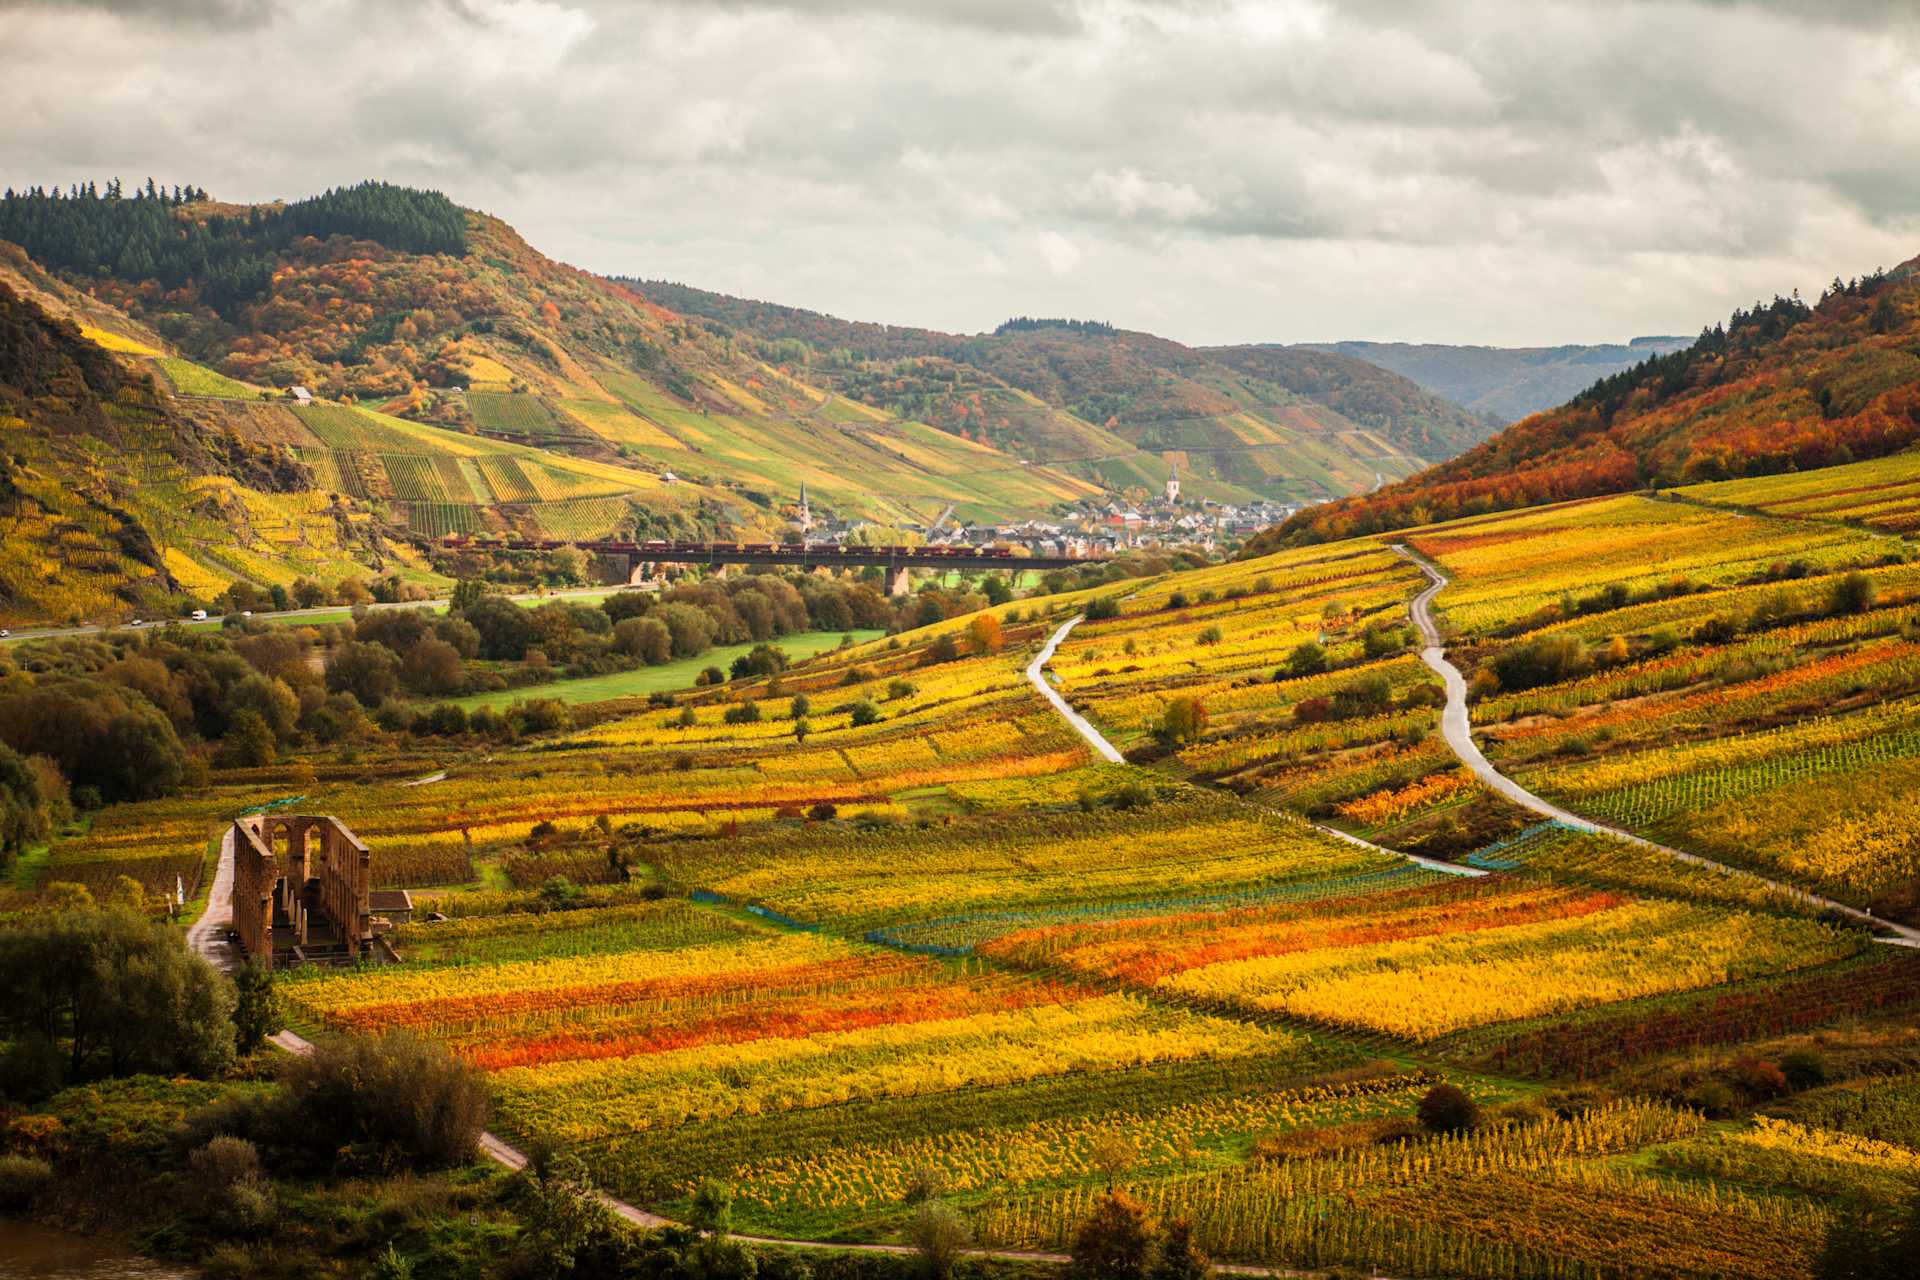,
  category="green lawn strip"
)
[8,840,53,890]
[174,826,224,930]
[452,630,882,710]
